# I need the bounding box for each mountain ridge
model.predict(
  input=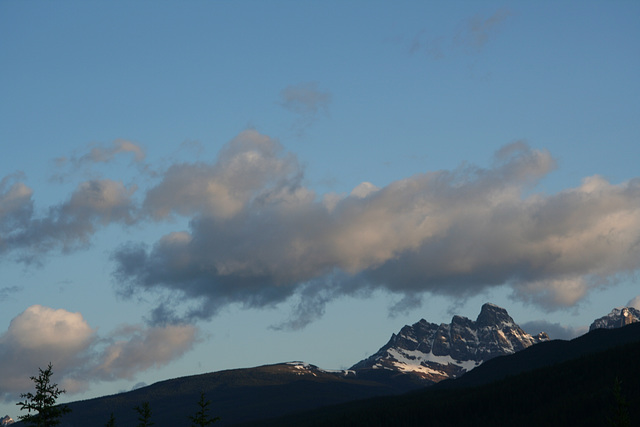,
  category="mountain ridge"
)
[350,302,548,383]
[240,321,640,427]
